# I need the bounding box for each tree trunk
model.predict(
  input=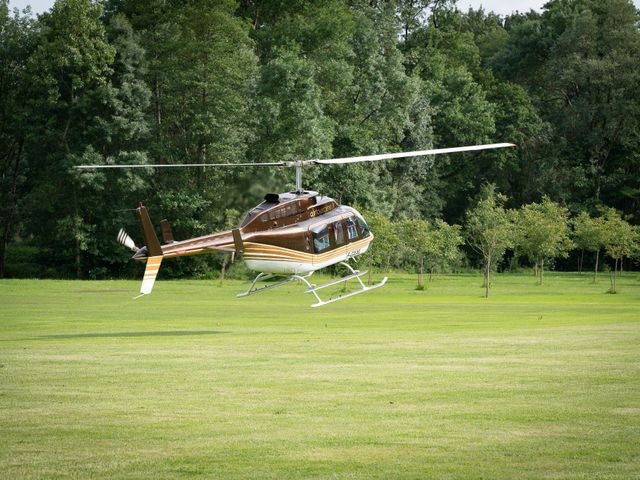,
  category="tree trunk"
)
[73,188,81,280]
[63,82,73,155]
[612,257,618,293]
[418,256,423,289]
[76,237,81,279]
[154,76,162,143]
[368,255,373,286]
[509,248,518,272]
[0,235,7,278]
[579,248,584,274]
[484,256,491,298]
[62,118,71,154]
[593,249,599,283]
[219,255,227,286]
[0,140,23,278]
[540,257,544,286]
